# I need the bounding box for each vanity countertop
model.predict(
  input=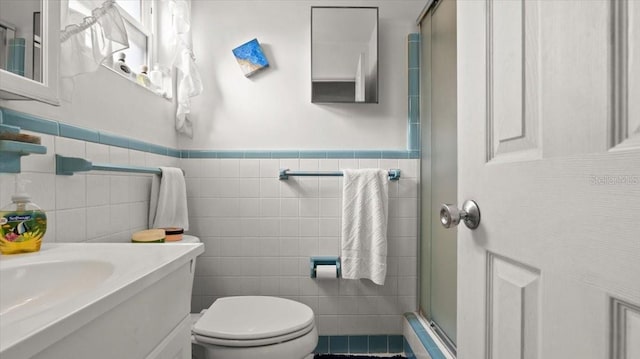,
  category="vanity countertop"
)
[0,243,203,358]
